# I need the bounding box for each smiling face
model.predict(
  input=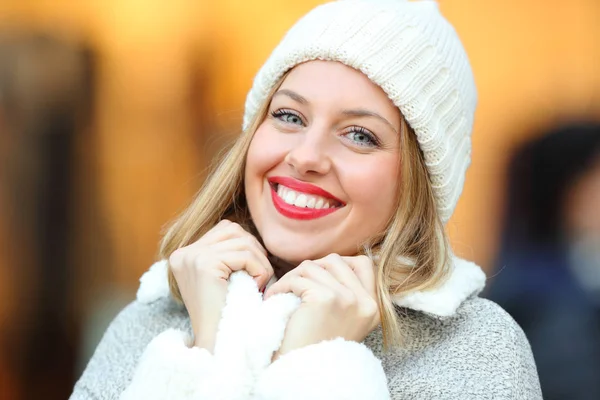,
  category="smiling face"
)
[244,60,402,264]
